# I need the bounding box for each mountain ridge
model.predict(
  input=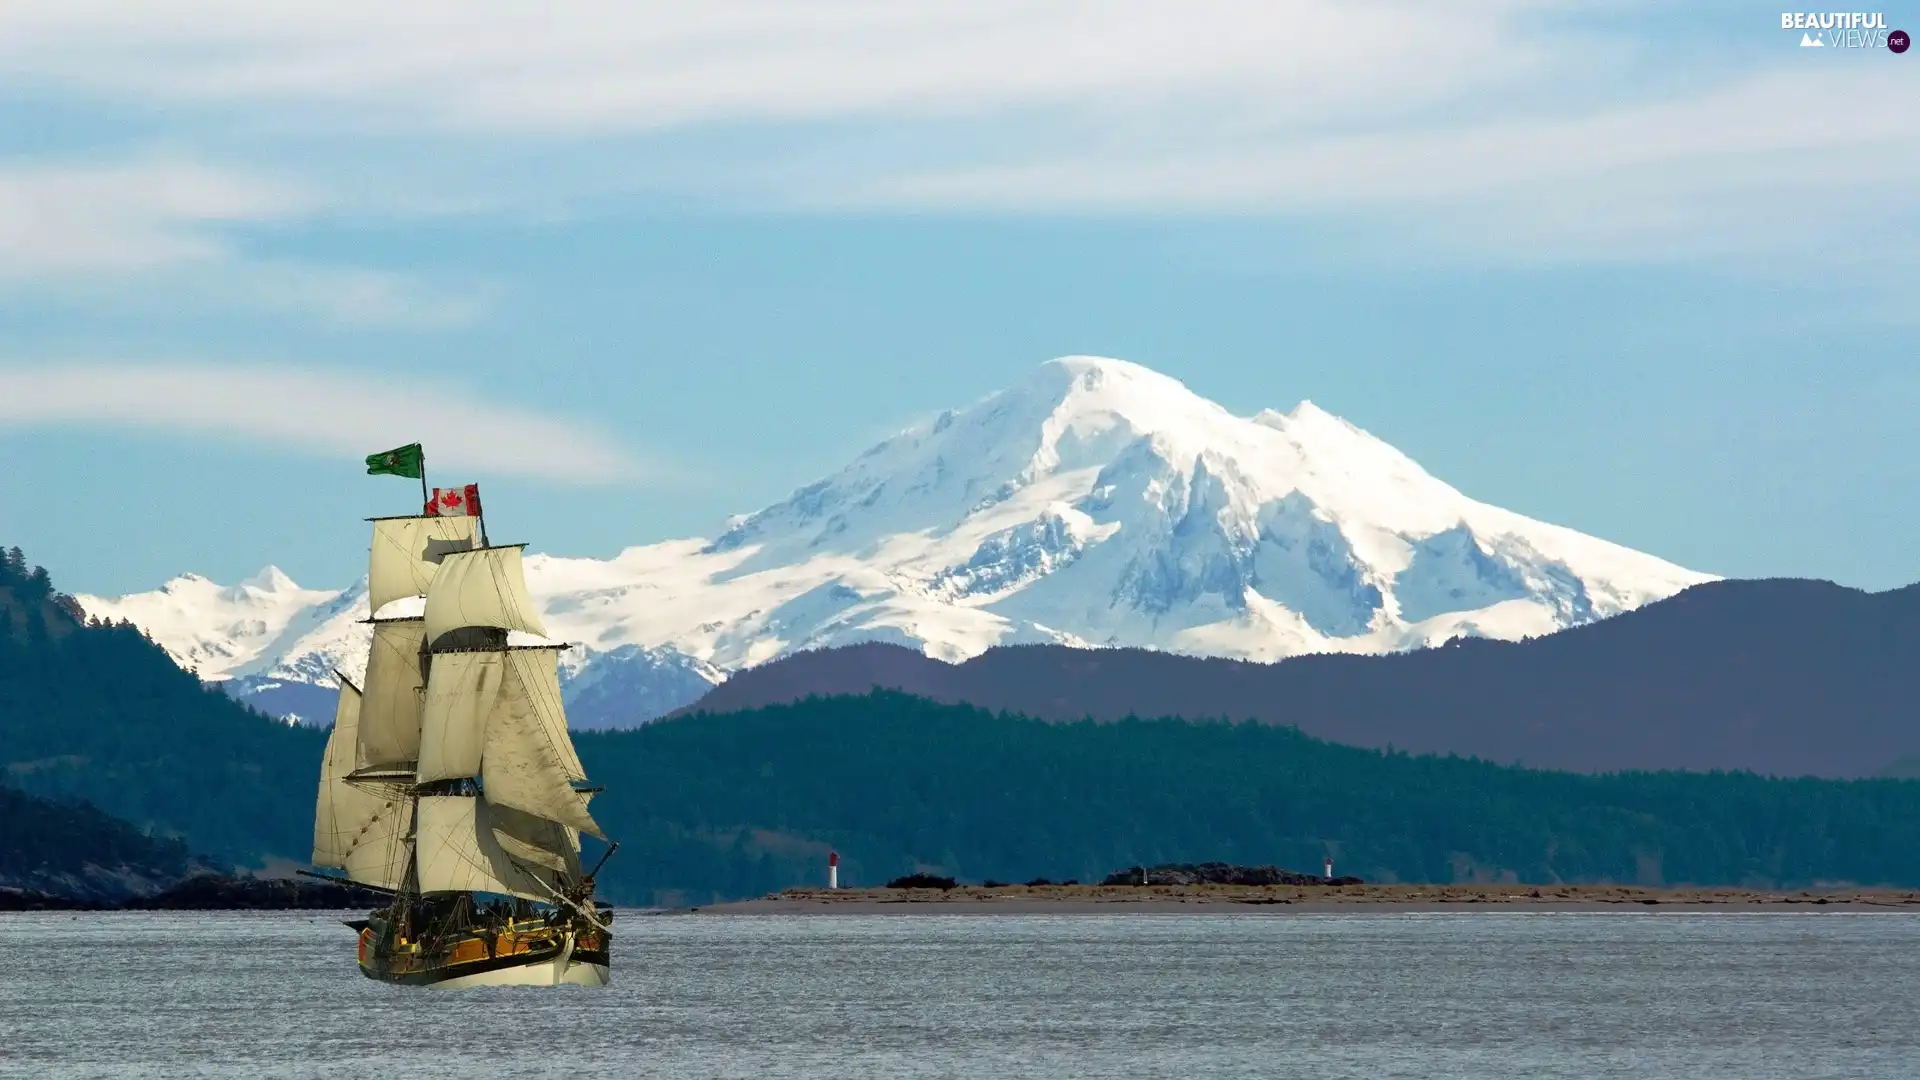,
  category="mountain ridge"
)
[78,356,1712,726]
[672,577,1920,778]
[19,541,1920,905]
